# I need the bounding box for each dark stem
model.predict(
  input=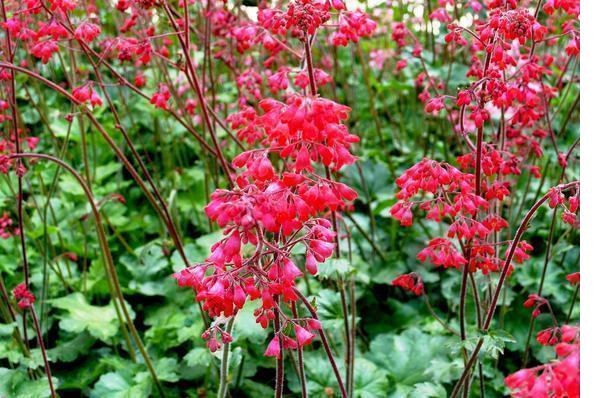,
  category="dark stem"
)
[423,293,459,336]
[30,307,56,398]
[304,34,318,97]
